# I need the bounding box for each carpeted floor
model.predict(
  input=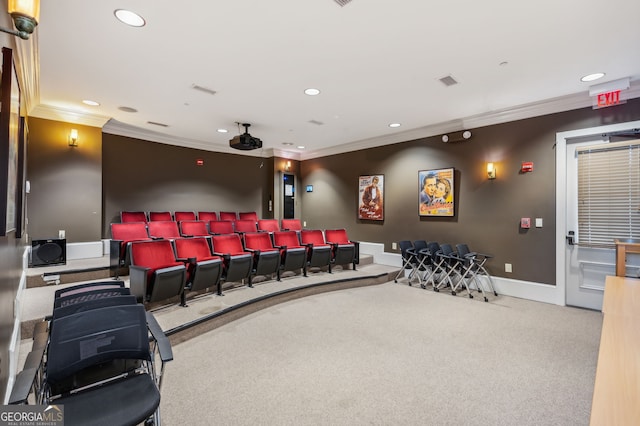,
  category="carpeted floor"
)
[160,282,602,426]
